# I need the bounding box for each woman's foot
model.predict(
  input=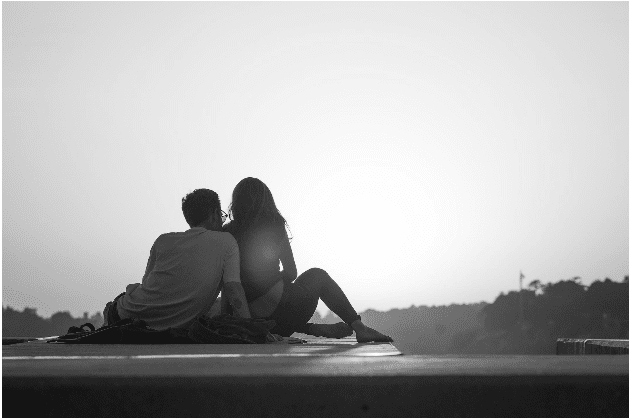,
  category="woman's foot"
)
[355,327,393,343]
[350,320,394,343]
[309,323,354,338]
